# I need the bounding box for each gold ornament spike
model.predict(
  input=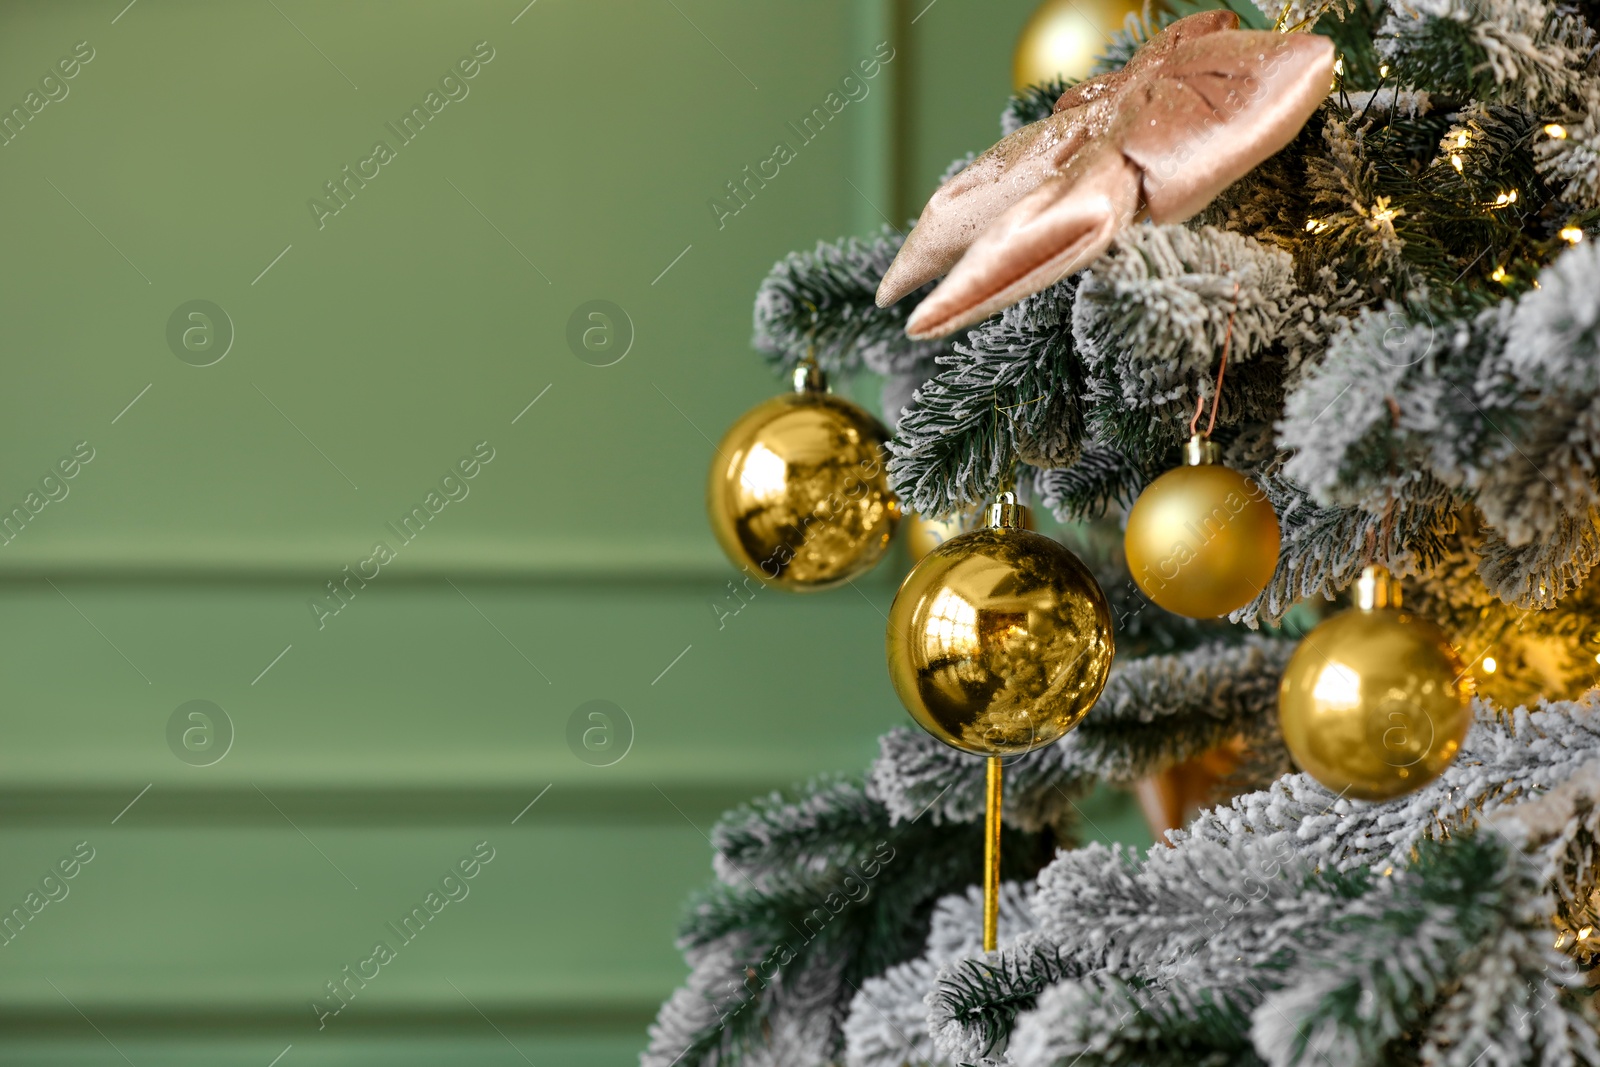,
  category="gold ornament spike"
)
[984,756,1003,953]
